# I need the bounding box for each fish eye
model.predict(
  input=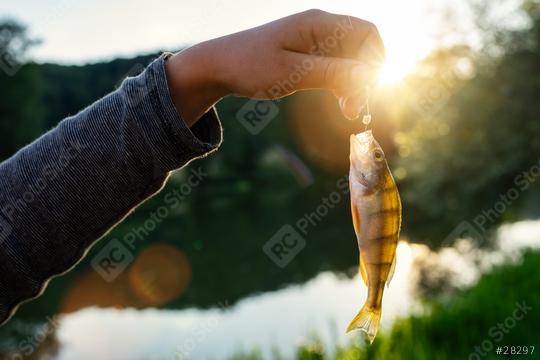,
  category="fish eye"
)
[373,149,384,162]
